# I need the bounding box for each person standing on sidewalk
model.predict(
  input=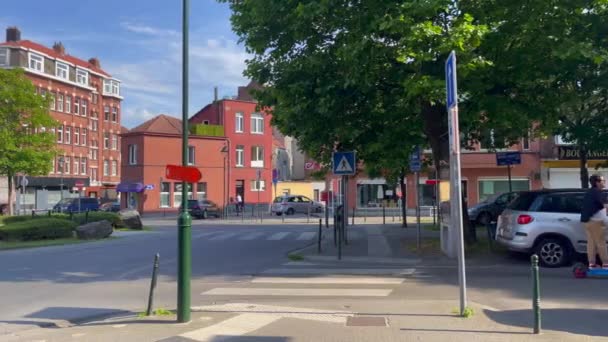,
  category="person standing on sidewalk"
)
[580,174,608,269]
[236,194,243,215]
